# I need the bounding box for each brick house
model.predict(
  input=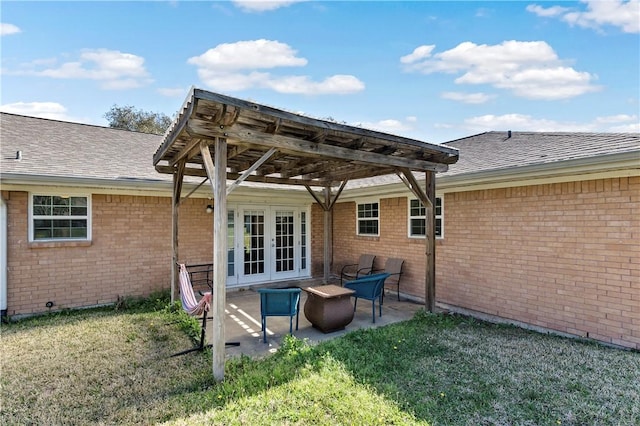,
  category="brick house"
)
[1,112,638,349]
[335,131,640,350]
